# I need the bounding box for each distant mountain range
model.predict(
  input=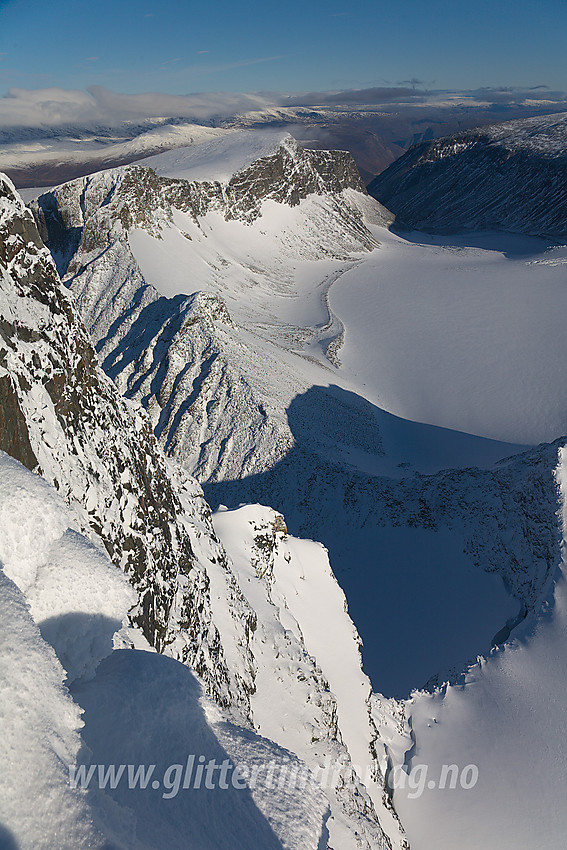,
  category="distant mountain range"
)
[4,99,567,188]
